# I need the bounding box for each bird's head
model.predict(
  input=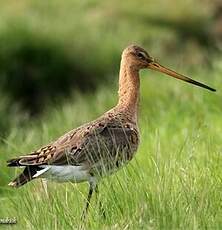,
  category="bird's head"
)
[122,44,216,92]
[122,45,153,69]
